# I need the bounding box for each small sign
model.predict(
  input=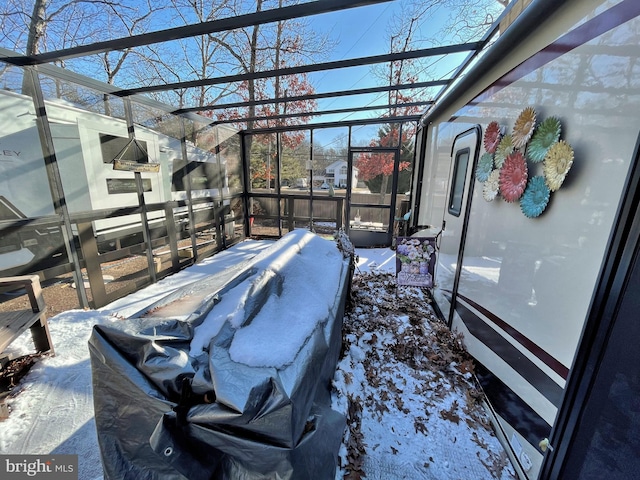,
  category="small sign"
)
[396,237,436,287]
[106,178,152,194]
[112,159,160,172]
